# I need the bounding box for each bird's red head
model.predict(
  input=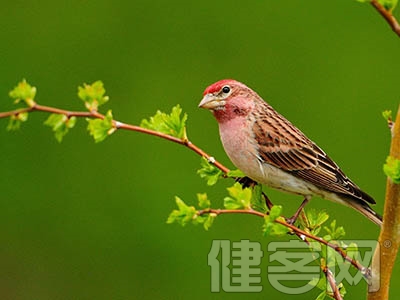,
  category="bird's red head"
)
[199,79,255,122]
